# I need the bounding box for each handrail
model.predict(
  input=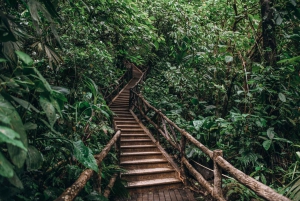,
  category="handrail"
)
[101,64,133,104]
[55,130,121,201]
[129,89,290,200]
